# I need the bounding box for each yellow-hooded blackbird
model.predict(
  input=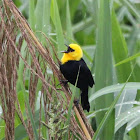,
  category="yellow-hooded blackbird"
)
[60,44,94,112]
